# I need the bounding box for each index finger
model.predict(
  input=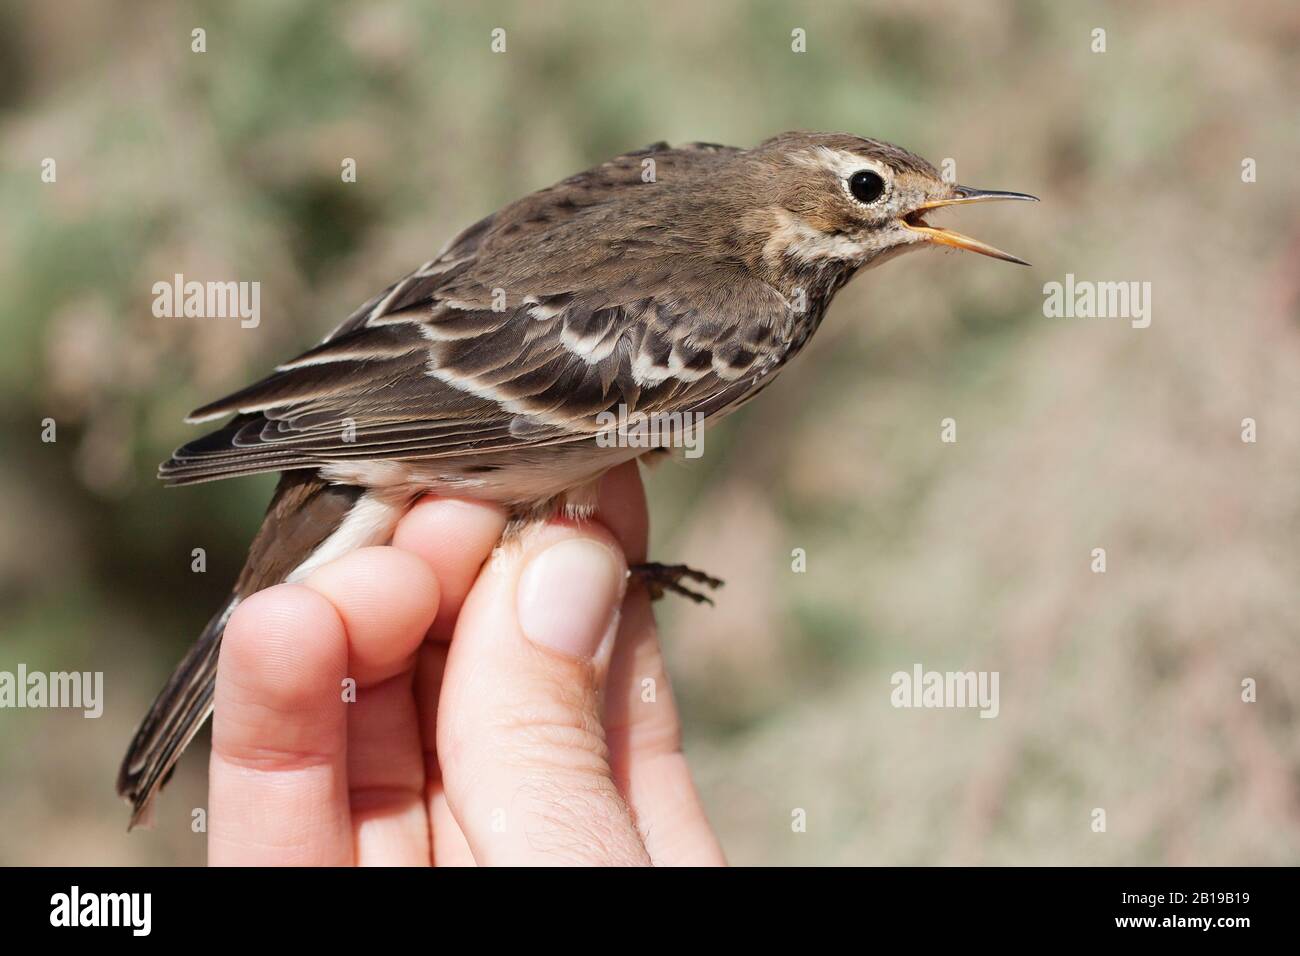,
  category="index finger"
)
[207,584,353,866]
